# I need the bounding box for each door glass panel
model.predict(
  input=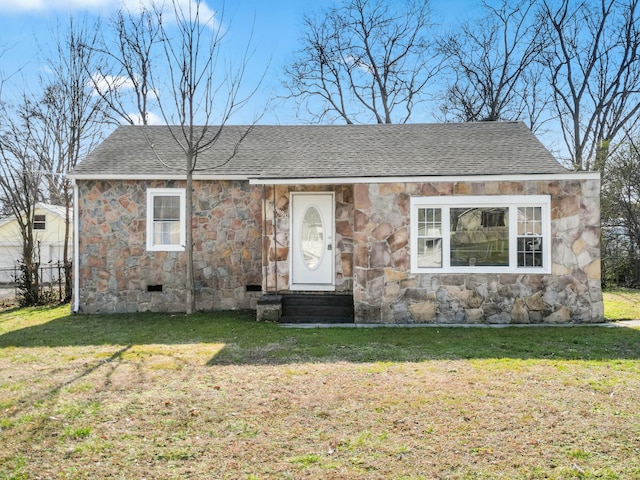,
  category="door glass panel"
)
[301,205,324,270]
